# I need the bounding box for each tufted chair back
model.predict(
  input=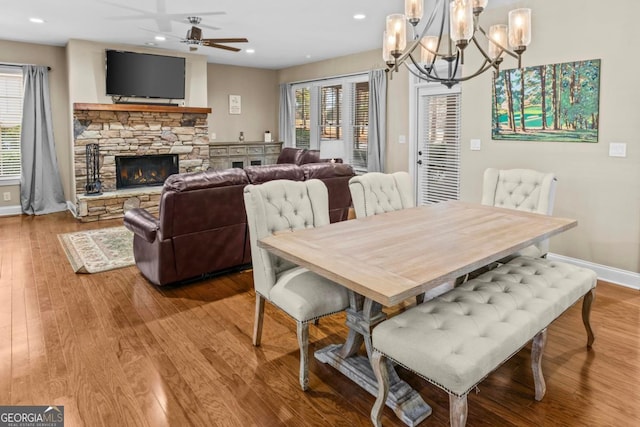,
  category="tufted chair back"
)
[481,168,557,256]
[348,172,415,218]
[243,179,330,297]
